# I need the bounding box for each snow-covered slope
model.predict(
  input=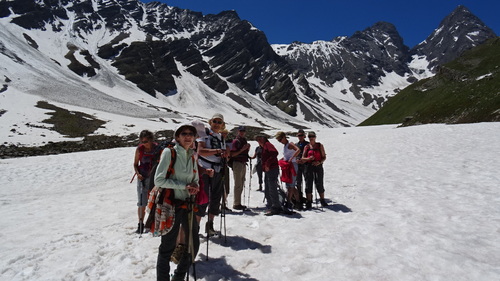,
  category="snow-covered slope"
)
[1,122,499,280]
